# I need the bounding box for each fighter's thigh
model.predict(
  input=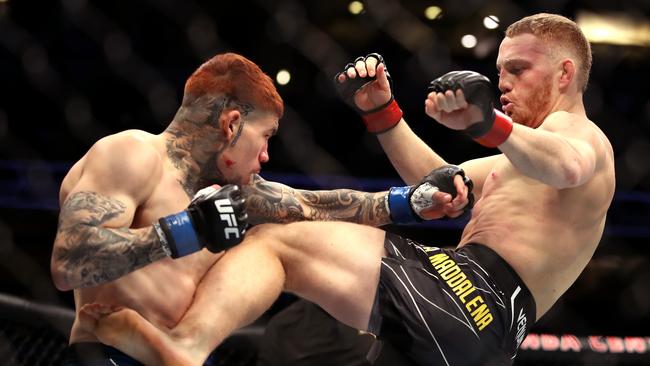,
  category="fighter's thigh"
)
[248,221,387,327]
